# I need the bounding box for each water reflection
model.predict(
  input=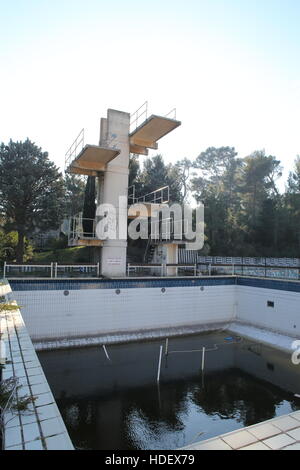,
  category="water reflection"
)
[38,332,300,449]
